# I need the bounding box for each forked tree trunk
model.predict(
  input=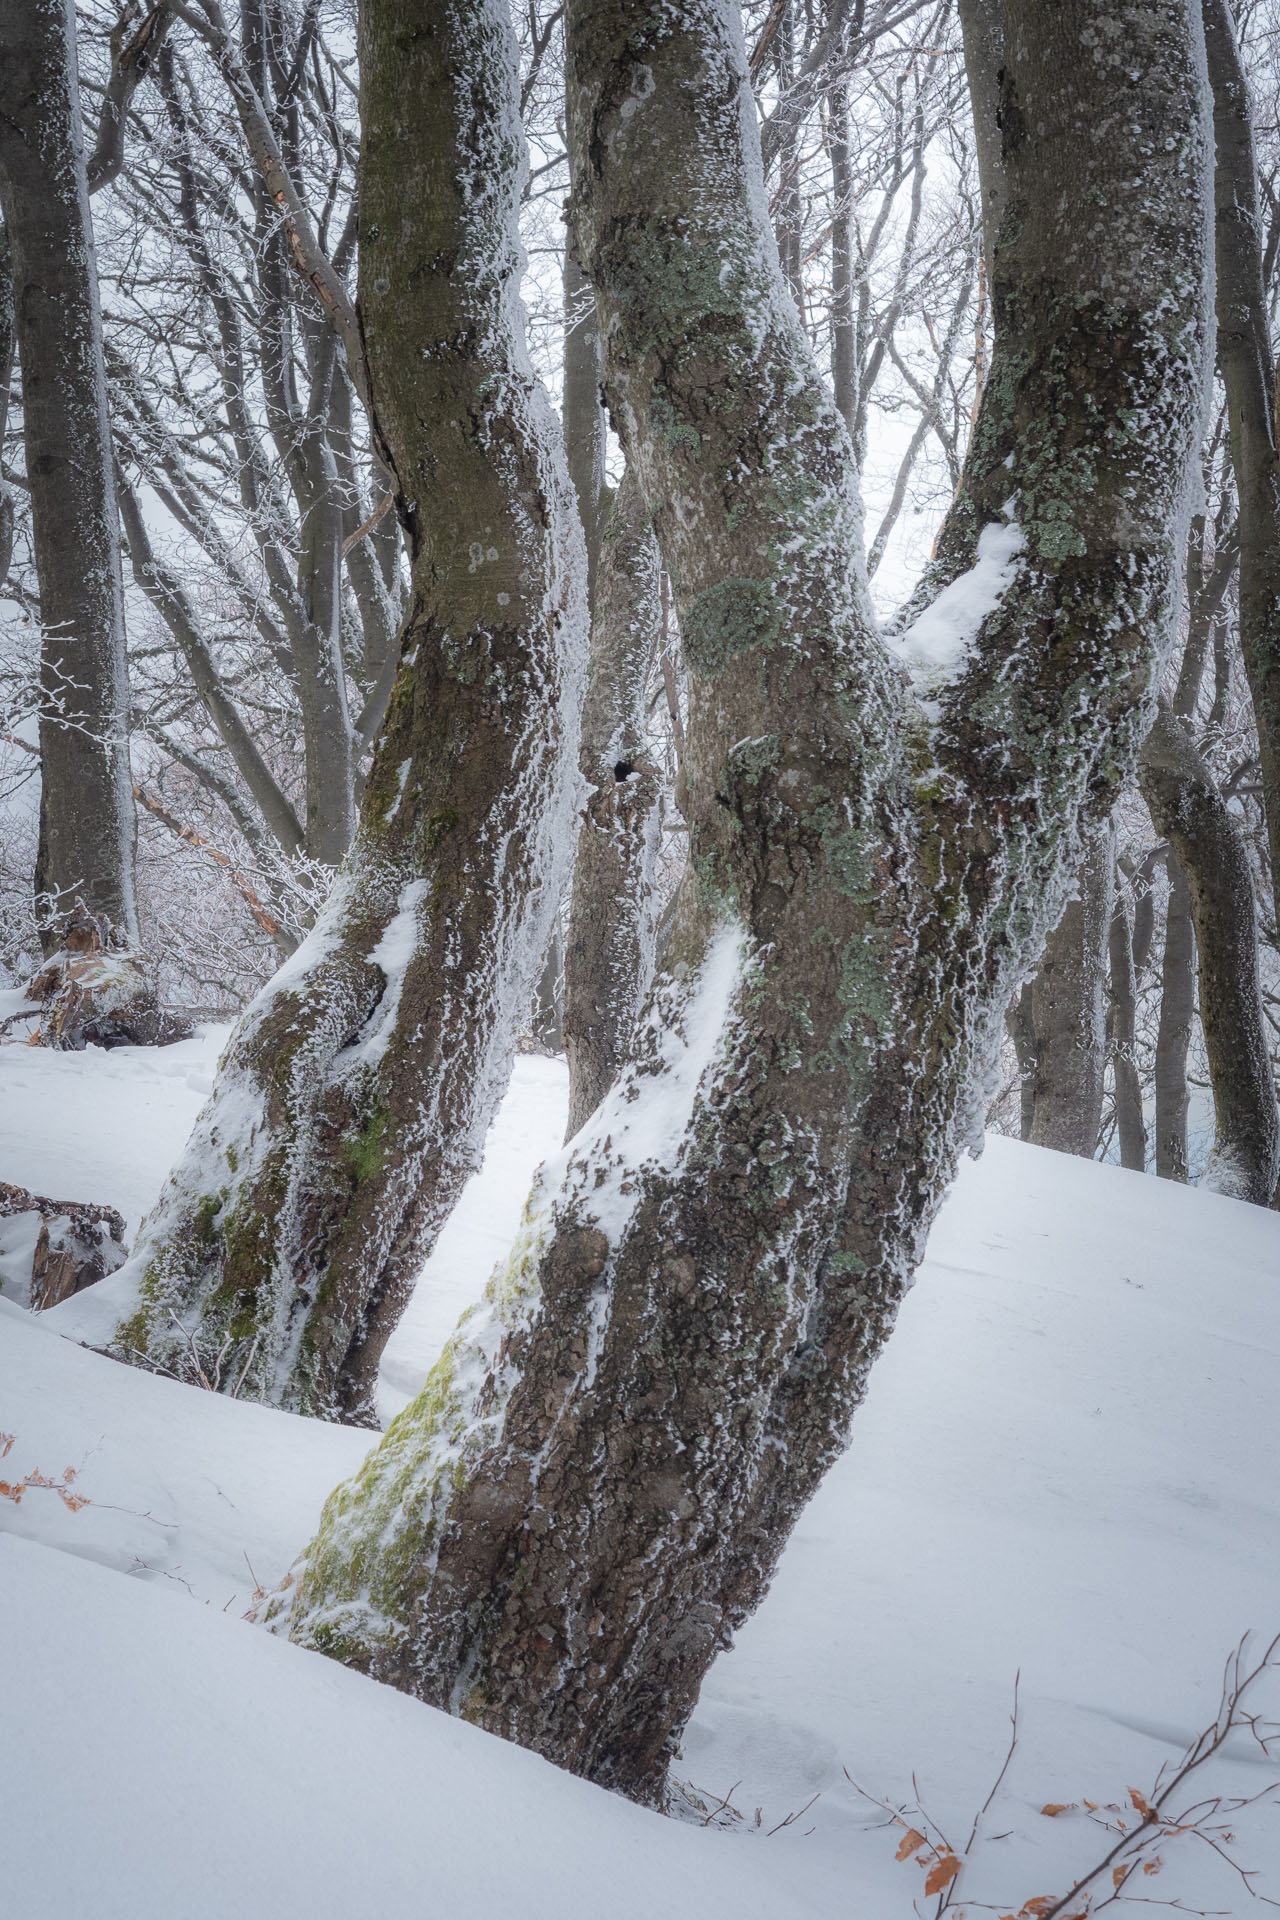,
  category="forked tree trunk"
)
[103,0,587,1421]
[0,0,139,952]
[278,0,1211,1800]
[1026,824,1113,1158]
[563,468,664,1137]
